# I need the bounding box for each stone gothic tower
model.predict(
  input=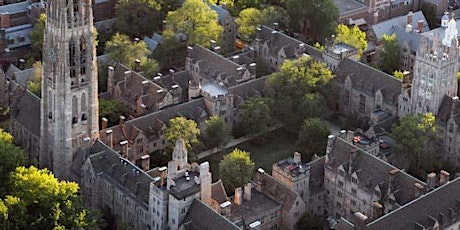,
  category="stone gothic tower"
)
[40,0,99,180]
[410,21,459,115]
